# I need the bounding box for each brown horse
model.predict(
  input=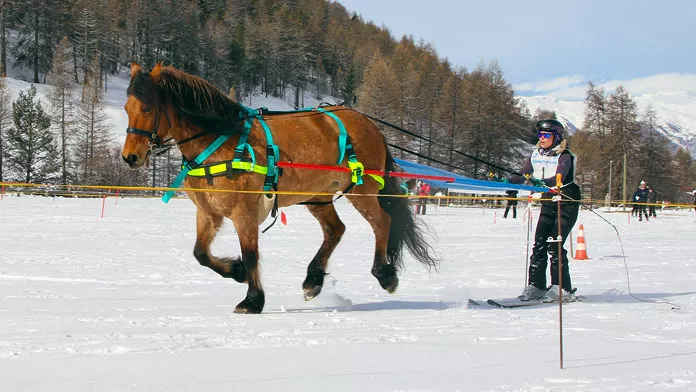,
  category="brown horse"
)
[121,62,437,313]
